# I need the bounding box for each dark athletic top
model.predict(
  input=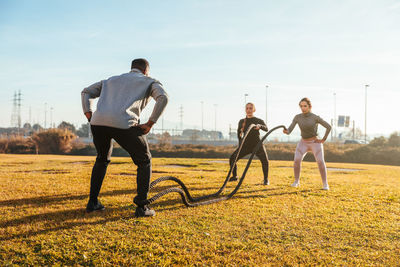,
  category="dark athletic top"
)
[237,116,268,144]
